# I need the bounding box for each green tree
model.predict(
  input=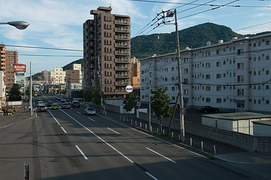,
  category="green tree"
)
[9,84,22,101]
[123,92,137,116]
[151,88,172,132]
[83,88,102,106]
